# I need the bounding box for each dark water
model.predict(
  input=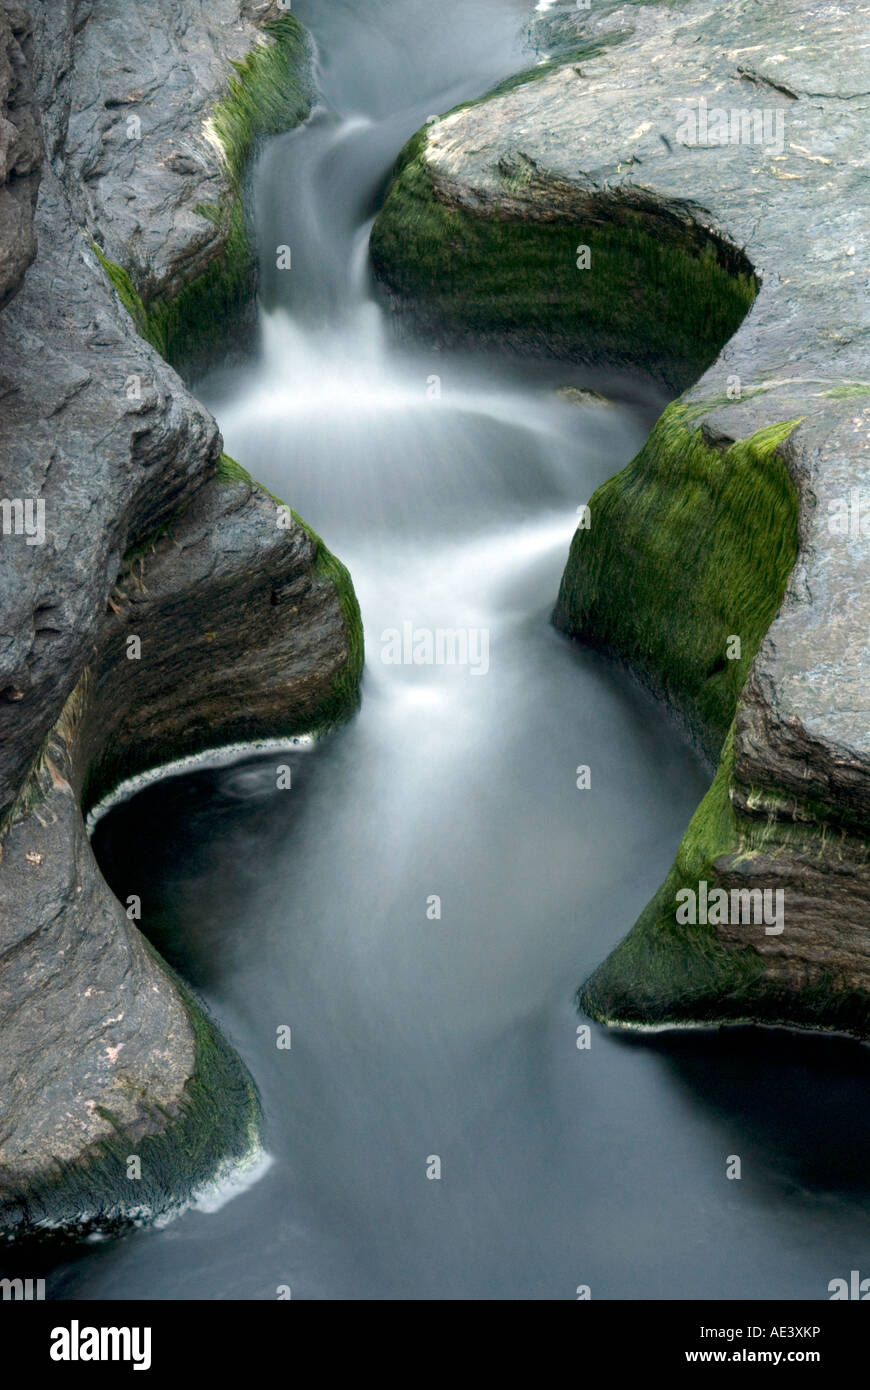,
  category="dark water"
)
[43,0,870,1299]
